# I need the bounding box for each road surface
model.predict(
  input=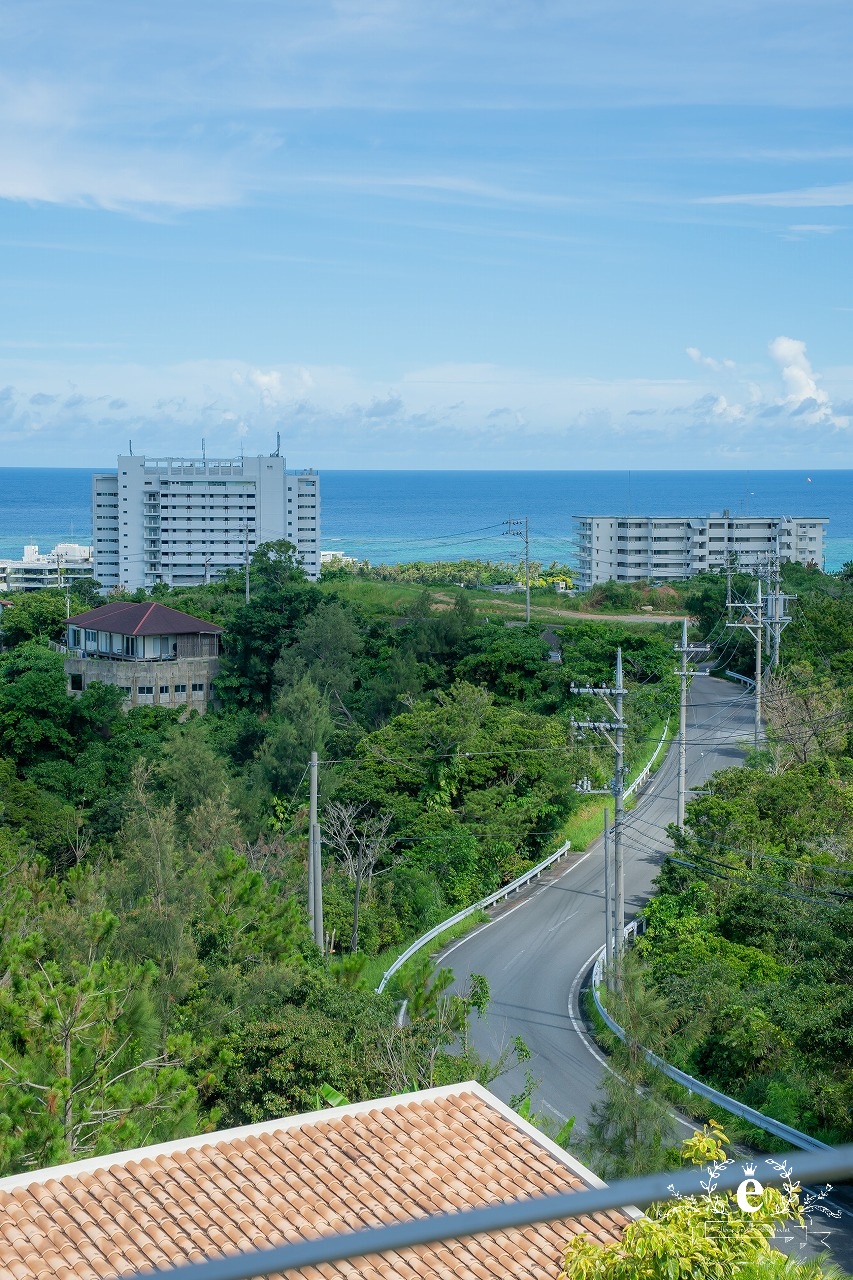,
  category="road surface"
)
[442,674,853,1270]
